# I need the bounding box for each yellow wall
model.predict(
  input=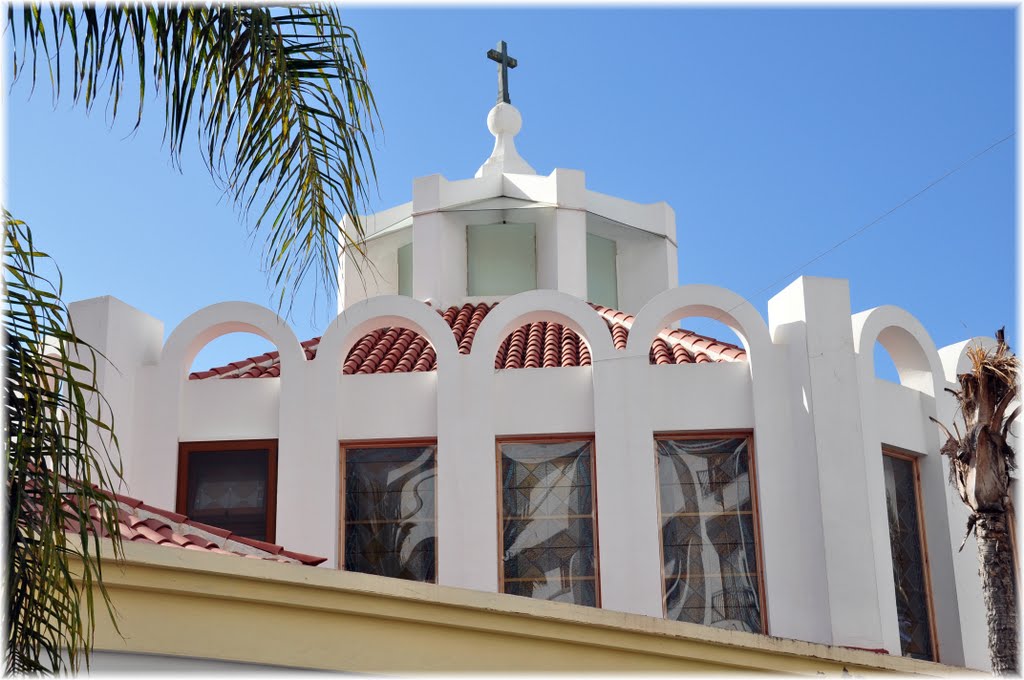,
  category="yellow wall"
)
[78,541,977,675]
